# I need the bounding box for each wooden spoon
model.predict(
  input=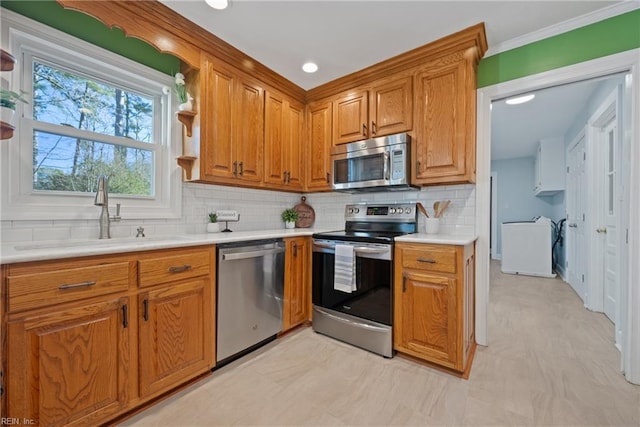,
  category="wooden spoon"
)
[416,202,429,218]
[433,201,440,218]
[439,200,451,217]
